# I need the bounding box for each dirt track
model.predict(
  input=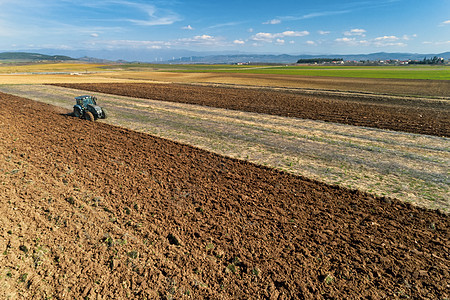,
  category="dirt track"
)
[53,83,450,137]
[1,92,449,299]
